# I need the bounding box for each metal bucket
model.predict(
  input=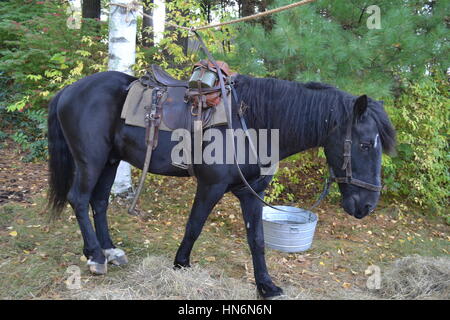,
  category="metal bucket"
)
[262,206,318,253]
